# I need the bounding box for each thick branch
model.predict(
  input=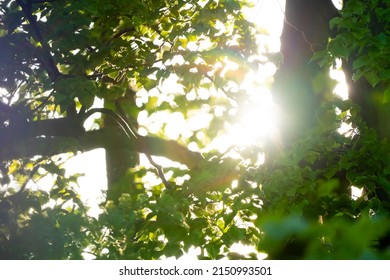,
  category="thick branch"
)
[0,127,204,169]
